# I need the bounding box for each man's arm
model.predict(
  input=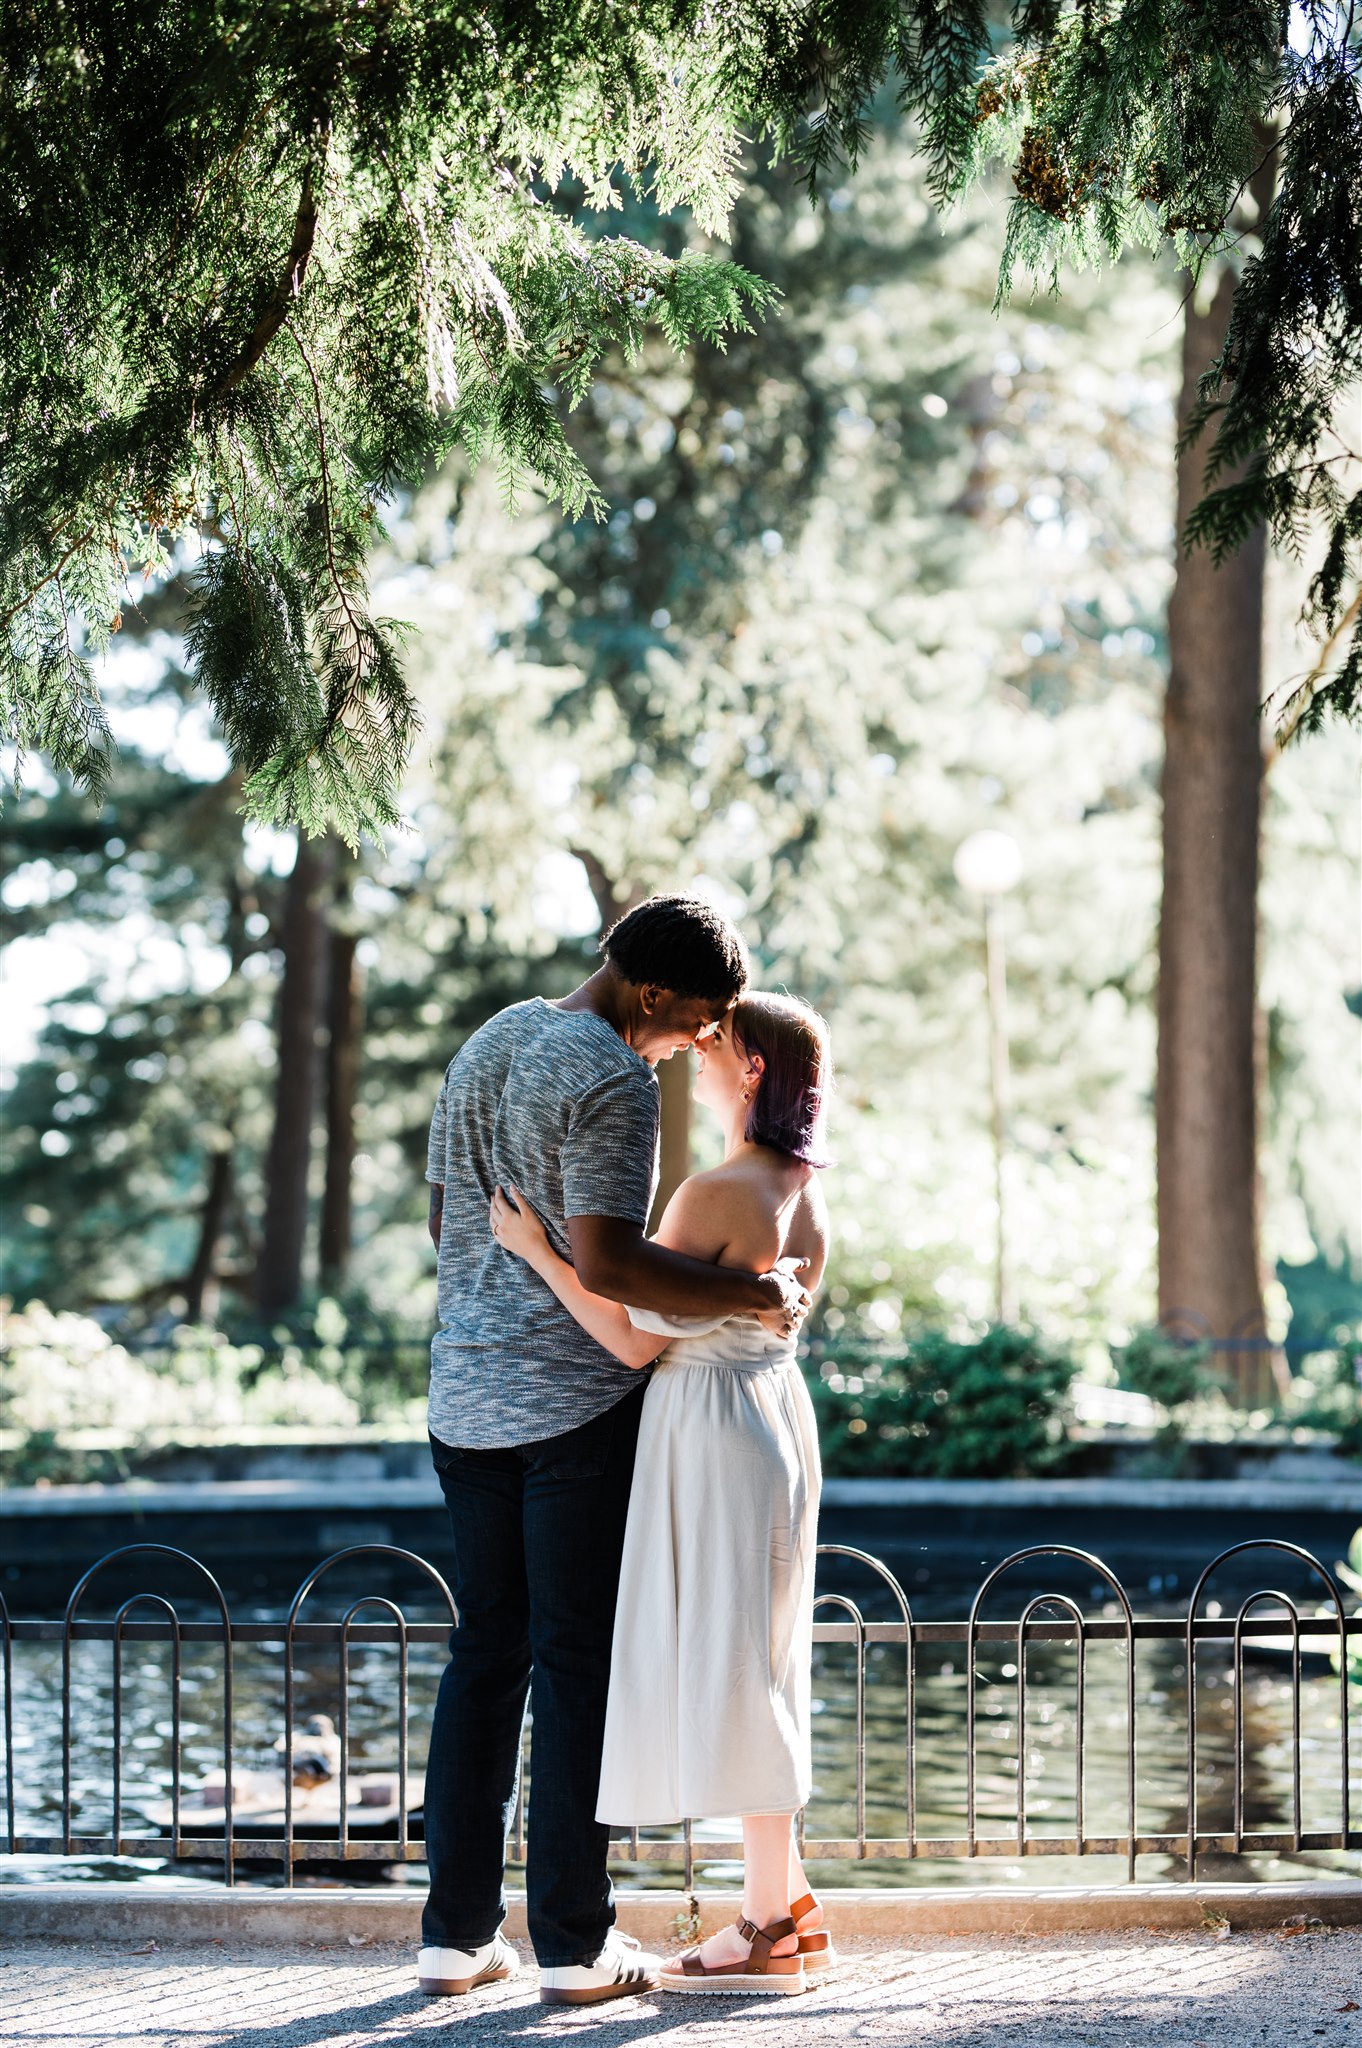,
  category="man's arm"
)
[566,1214,807,1322]
[428,1183,443,1249]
